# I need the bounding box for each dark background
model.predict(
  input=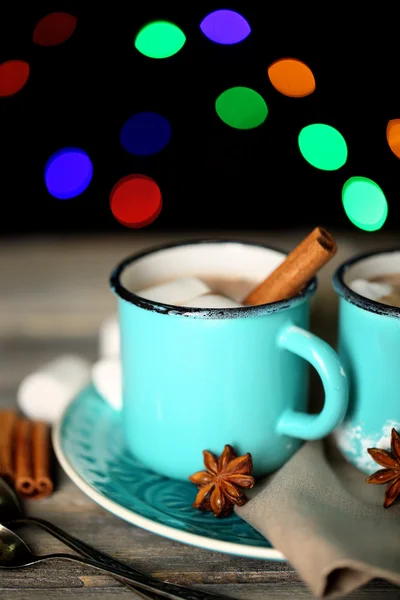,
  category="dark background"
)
[1,2,399,234]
